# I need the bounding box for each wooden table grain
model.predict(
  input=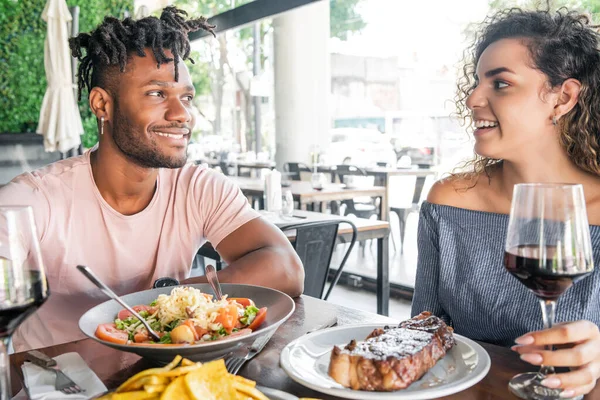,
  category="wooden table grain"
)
[10,296,599,399]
